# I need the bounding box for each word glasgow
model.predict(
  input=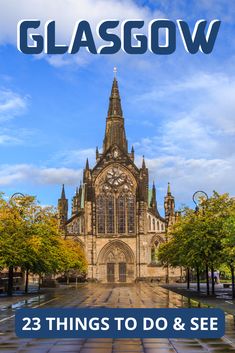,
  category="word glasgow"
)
[17,19,221,55]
